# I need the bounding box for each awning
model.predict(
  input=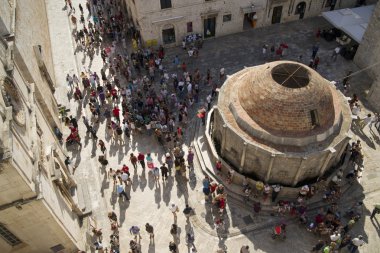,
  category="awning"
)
[322,5,375,43]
